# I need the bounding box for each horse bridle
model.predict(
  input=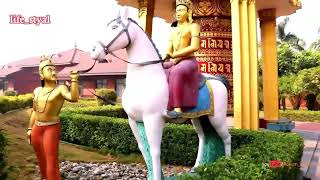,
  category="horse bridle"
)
[95,17,164,66]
